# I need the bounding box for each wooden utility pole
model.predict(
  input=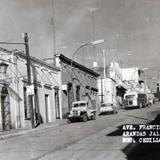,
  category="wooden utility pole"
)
[24,33,35,128]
